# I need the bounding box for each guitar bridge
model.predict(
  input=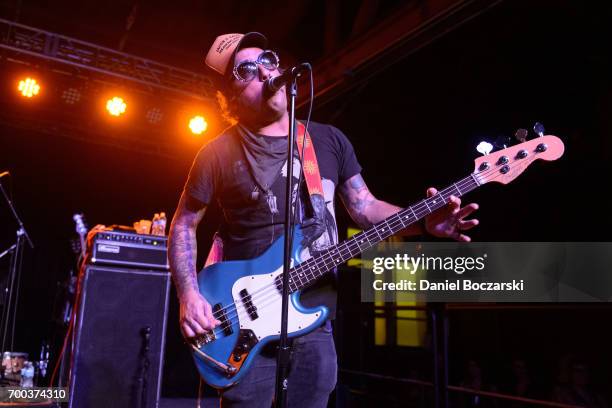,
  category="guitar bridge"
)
[192,331,216,348]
